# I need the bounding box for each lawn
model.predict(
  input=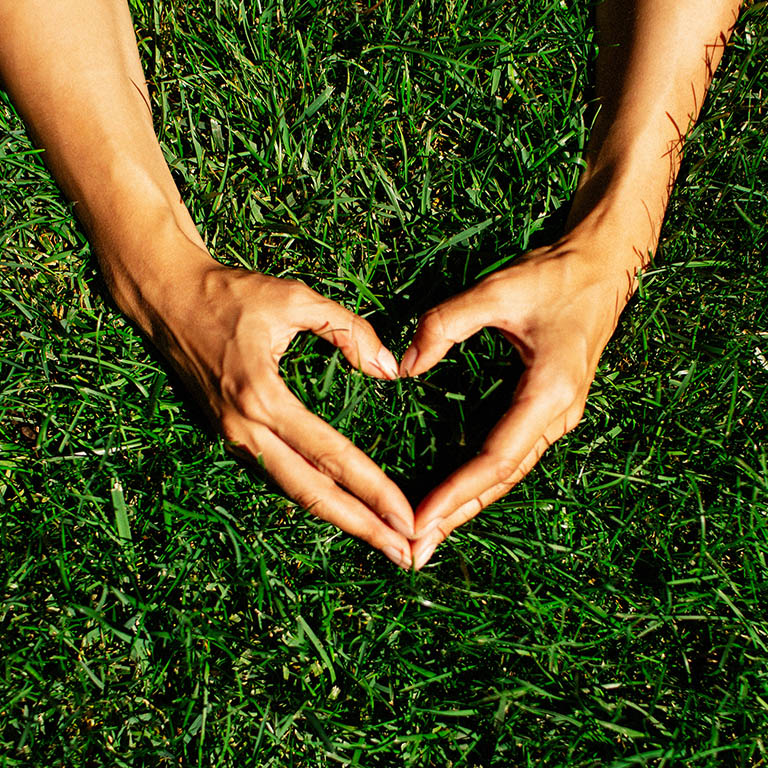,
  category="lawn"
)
[1,0,767,766]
